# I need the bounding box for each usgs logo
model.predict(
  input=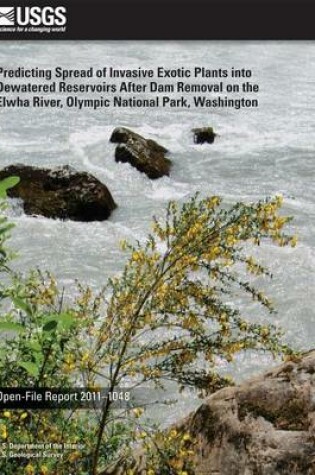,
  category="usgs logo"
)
[0,6,67,27]
[16,6,67,26]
